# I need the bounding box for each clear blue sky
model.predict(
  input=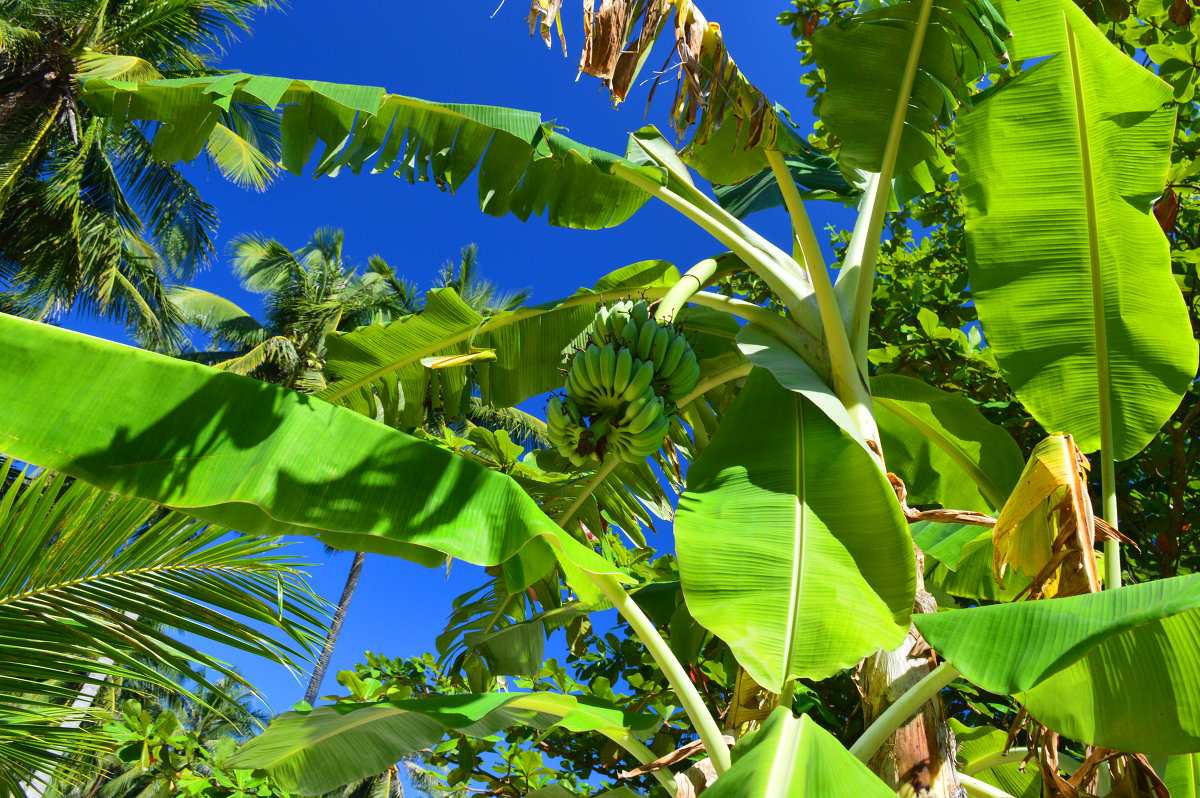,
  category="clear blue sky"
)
[72,1,857,712]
